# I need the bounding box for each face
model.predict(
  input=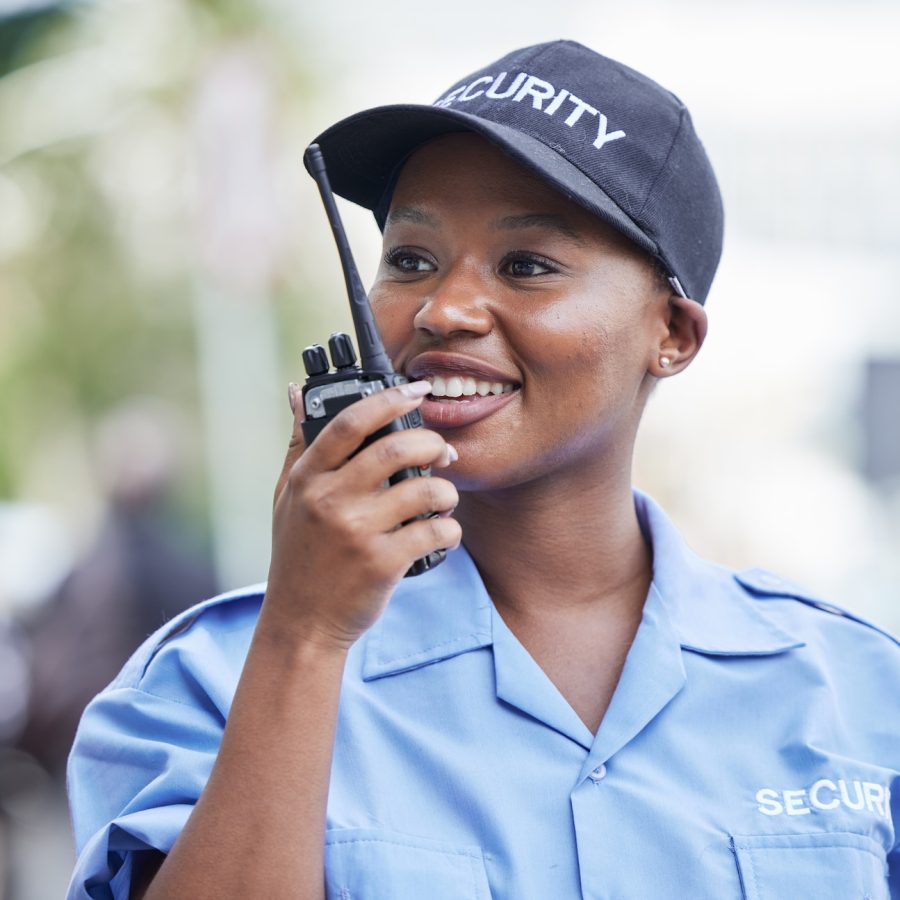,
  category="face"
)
[369,133,675,492]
